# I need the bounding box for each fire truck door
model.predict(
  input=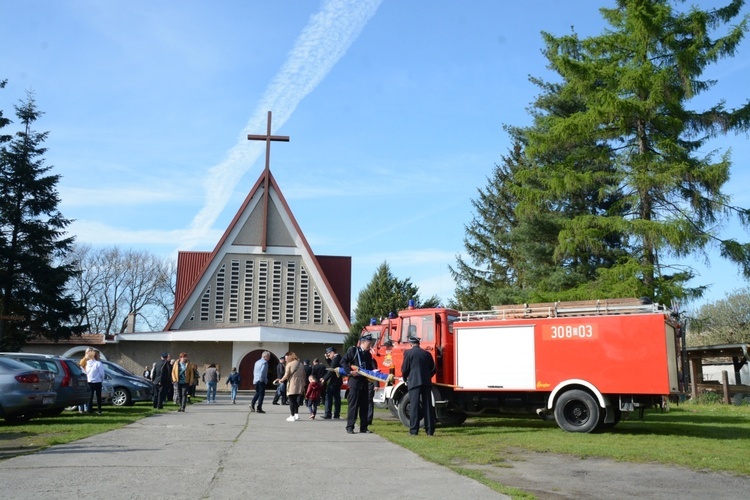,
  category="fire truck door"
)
[455,325,536,390]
